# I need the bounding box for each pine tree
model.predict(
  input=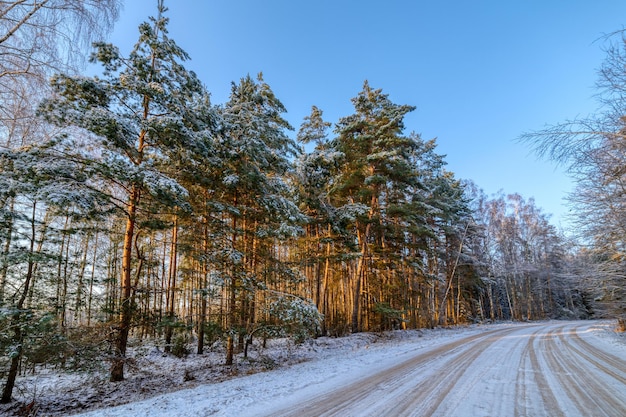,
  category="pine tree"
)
[216,73,305,363]
[293,106,340,328]
[331,81,418,332]
[38,3,214,381]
